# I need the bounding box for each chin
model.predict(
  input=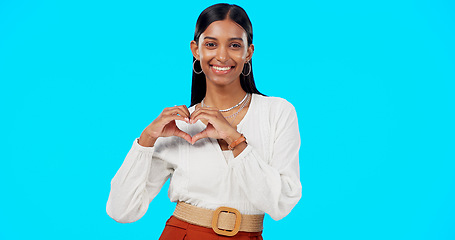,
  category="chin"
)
[206,75,239,87]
